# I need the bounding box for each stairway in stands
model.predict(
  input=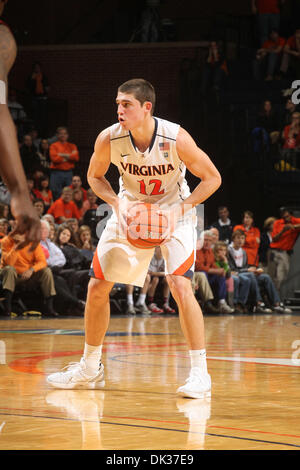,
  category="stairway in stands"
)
[285,291,300,312]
